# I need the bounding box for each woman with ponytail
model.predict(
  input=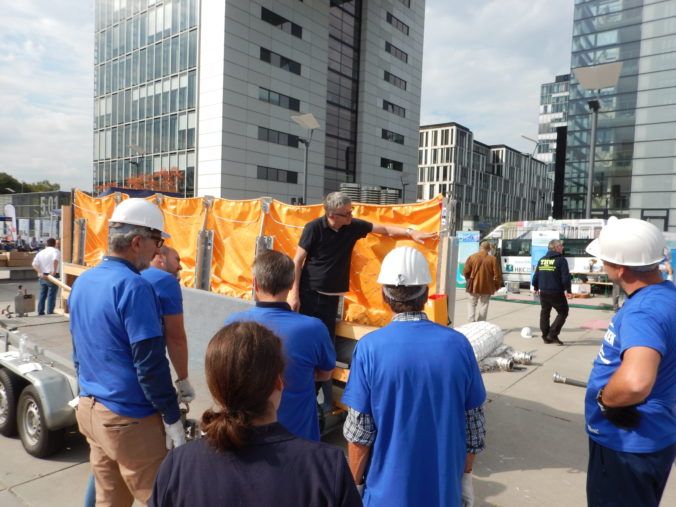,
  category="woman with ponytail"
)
[150,321,361,506]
